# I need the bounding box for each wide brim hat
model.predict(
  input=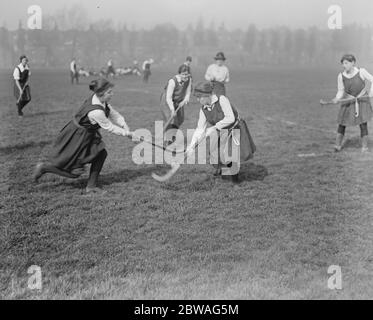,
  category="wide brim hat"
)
[214,52,226,61]
[193,81,213,97]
